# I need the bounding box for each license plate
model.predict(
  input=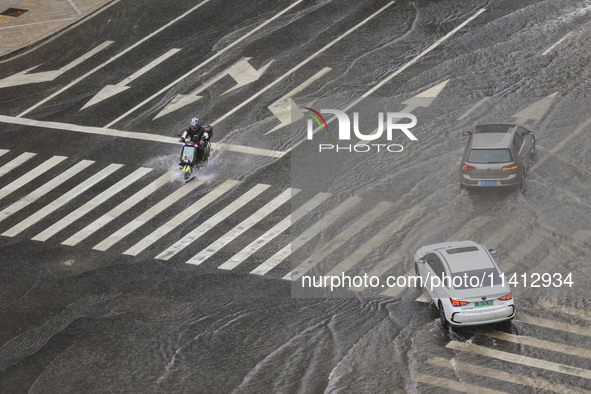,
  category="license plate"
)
[475,300,494,307]
[480,180,497,186]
